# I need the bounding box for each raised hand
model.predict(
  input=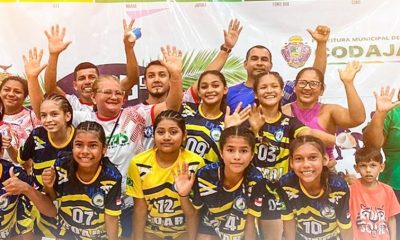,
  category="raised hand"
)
[307,25,330,43]
[338,61,361,84]
[160,45,183,77]
[223,19,243,49]
[23,47,47,79]
[123,19,136,47]
[344,170,357,185]
[44,24,72,55]
[42,166,56,189]
[373,86,400,113]
[173,162,195,198]
[248,104,266,134]
[224,102,251,128]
